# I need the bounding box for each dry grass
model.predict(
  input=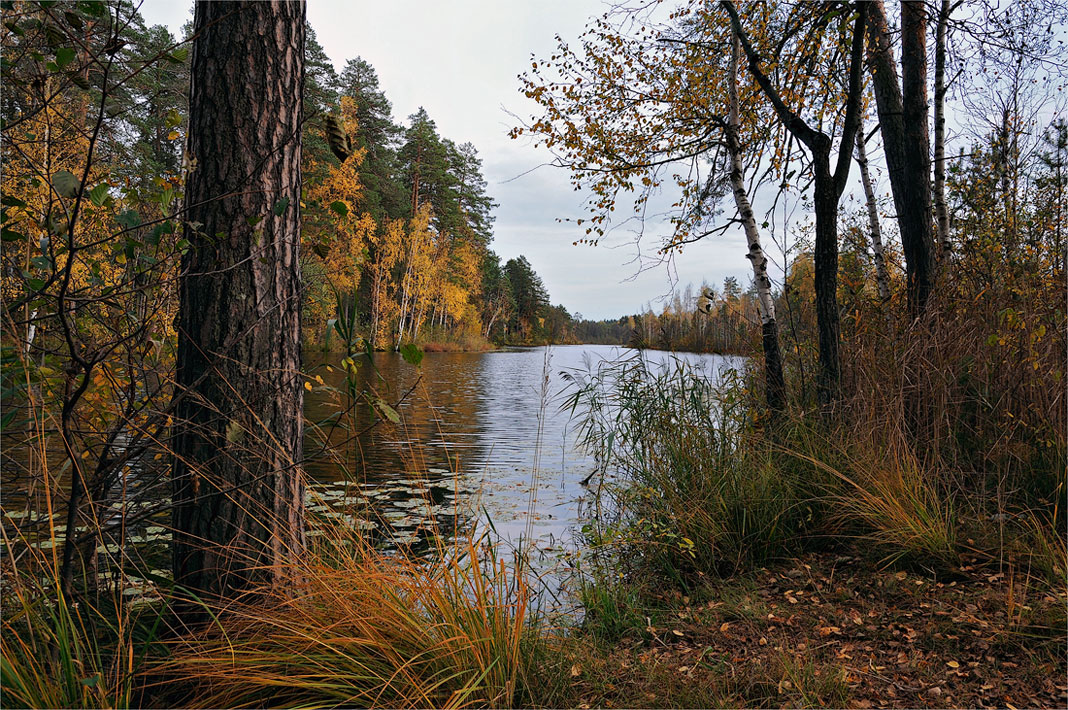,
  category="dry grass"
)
[782,436,959,567]
[154,525,536,709]
[420,336,496,353]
